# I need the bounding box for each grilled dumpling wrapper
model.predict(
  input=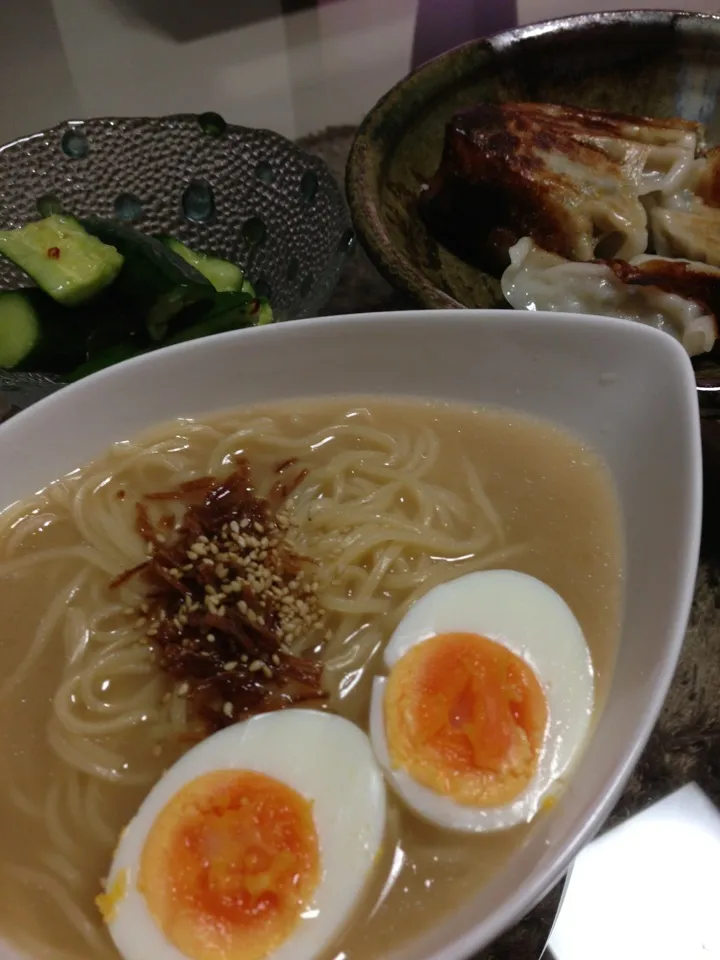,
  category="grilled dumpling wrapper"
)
[501,237,718,357]
[419,103,702,270]
[522,102,702,196]
[647,146,720,267]
[651,205,720,266]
